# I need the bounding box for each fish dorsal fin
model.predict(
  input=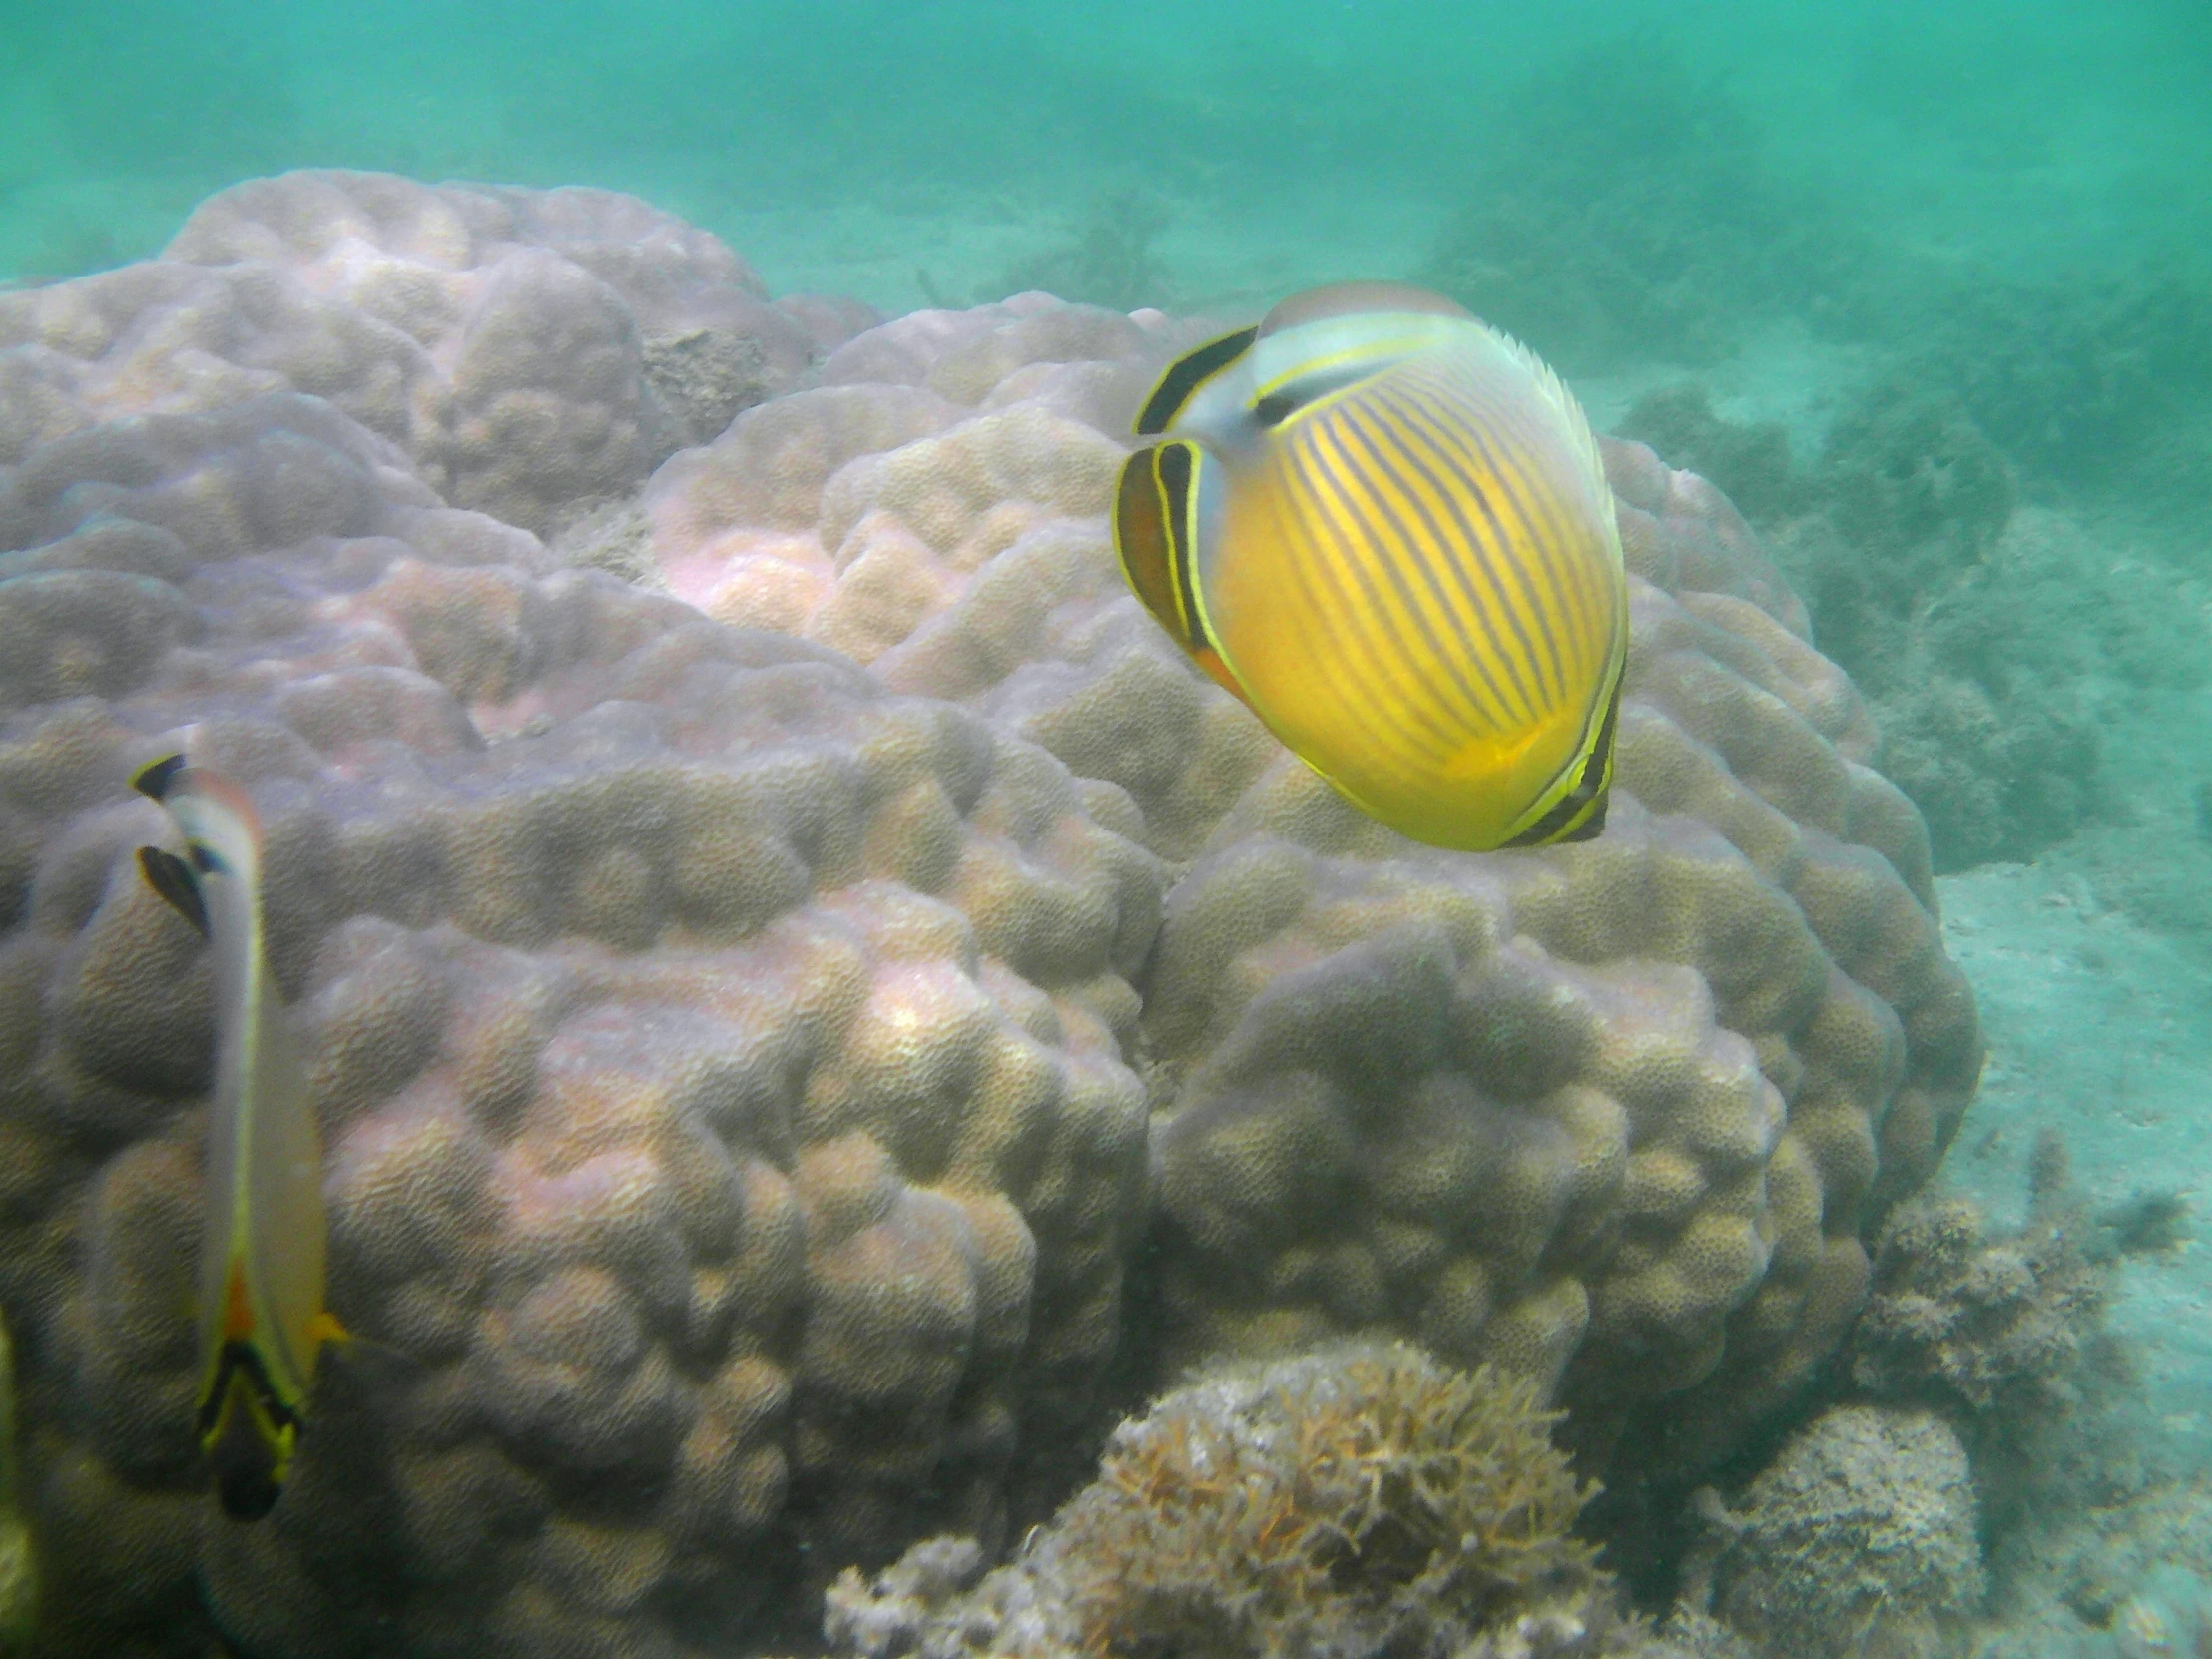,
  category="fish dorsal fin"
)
[1246,284,1479,431]
[1482,324,1613,522]
[1135,325,1259,437]
[1257,280,1470,336]
[138,845,211,938]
